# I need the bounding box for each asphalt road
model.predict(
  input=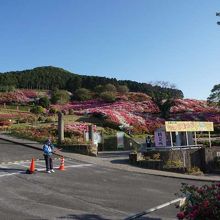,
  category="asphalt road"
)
[0,139,209,220]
